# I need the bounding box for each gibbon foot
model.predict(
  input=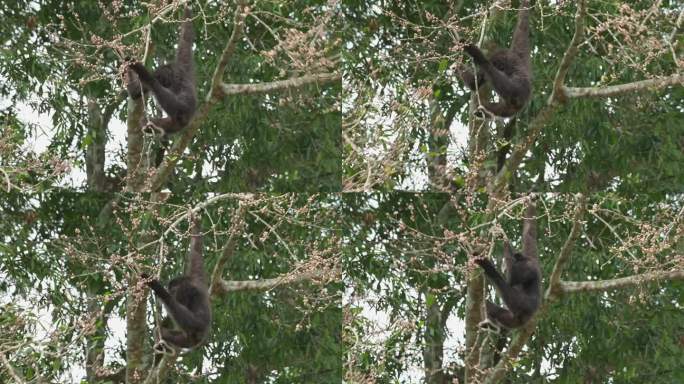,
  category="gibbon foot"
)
[474,105,495,120]
[154,340,176,356]
[142,120,165,137]
[478,318,501,333]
